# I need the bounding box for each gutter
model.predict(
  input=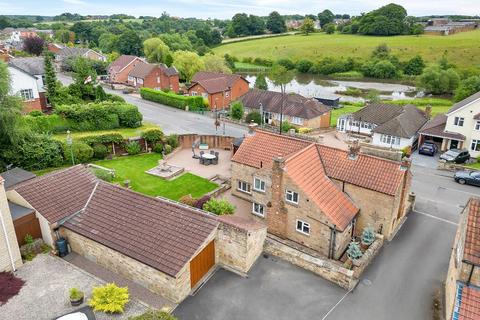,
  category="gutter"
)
[0,206,16,271]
